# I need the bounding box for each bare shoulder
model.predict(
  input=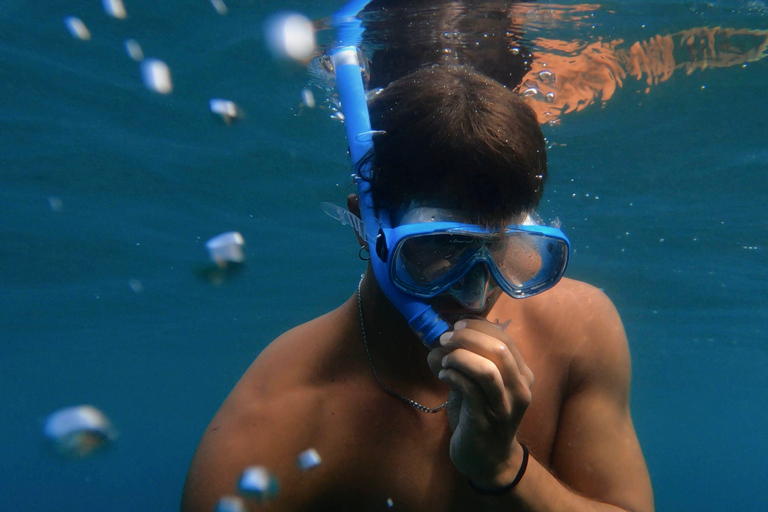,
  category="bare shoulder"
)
[539,278,633,406]
[535,277,622,322]
[181,297,362,512]
[515,277,626,343]
[499,277,631,389]
[542,277,630,373]
[238,298,360,393]
[537,285,653,511]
